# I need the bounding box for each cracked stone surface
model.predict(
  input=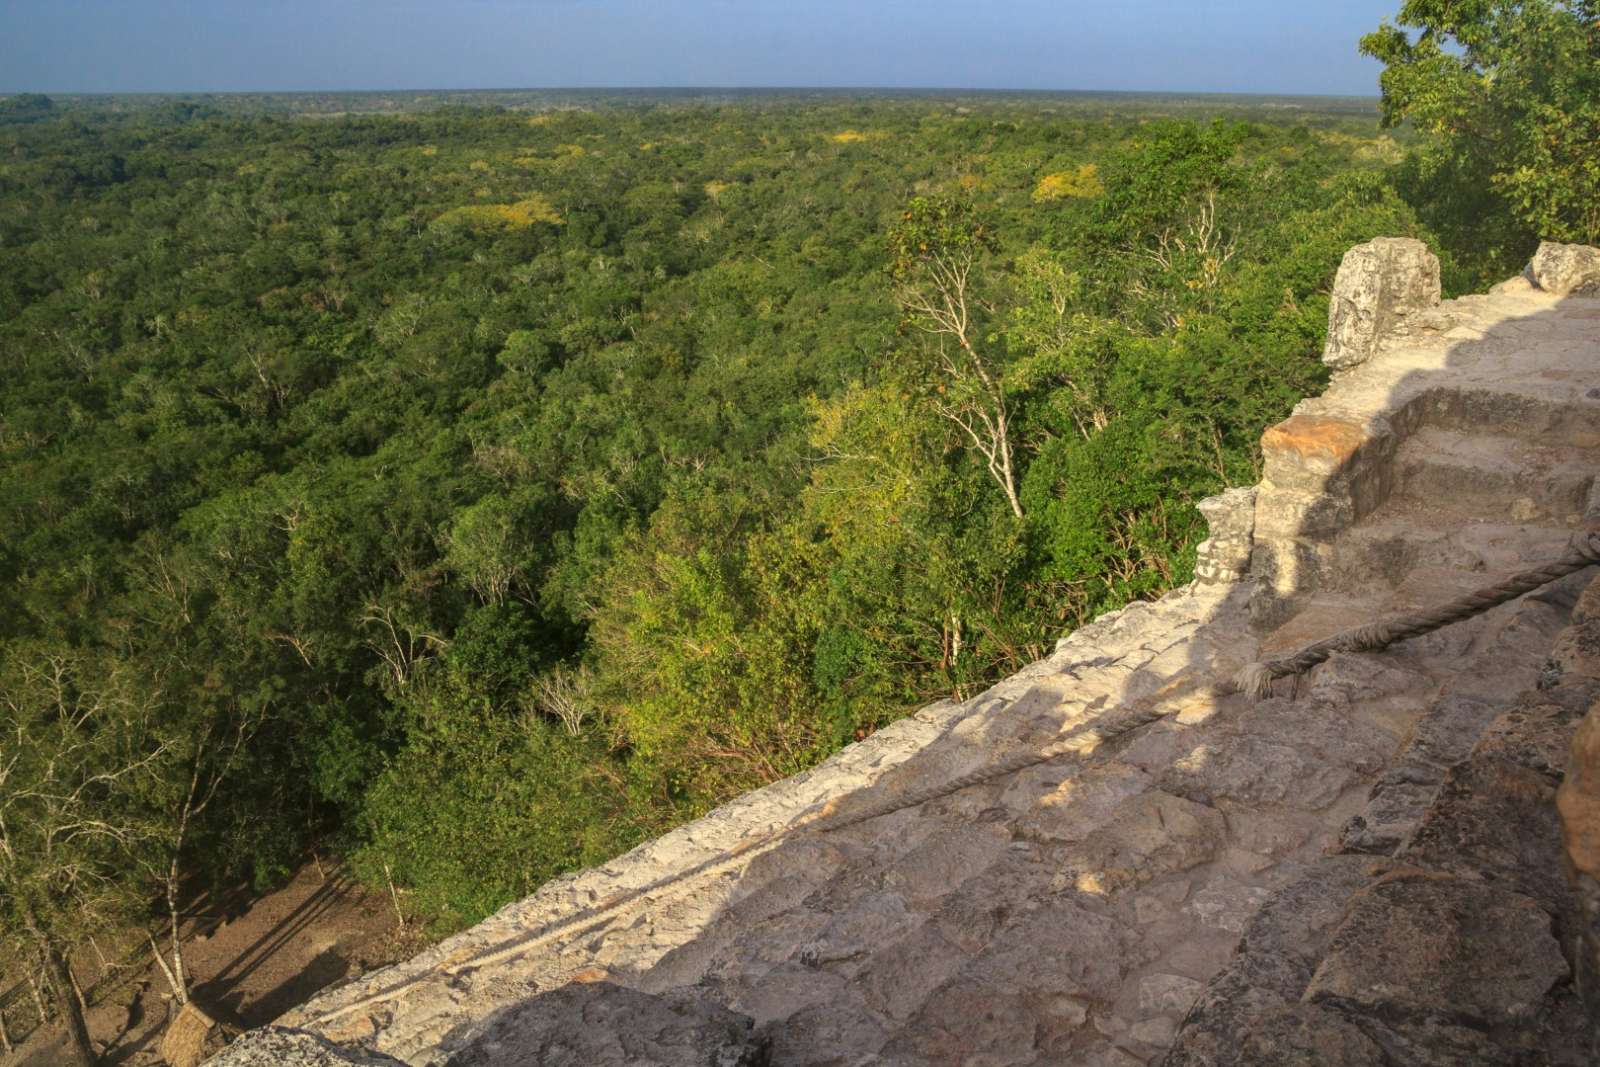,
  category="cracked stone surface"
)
[1305,875,1566,1024]
[1528,241,1600,297]
[206,1029,408,1066]
[1170,597,1600,1067]
[439,982,767,1067]
[209,254,1600,1066]
[1323,237,1442,371]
